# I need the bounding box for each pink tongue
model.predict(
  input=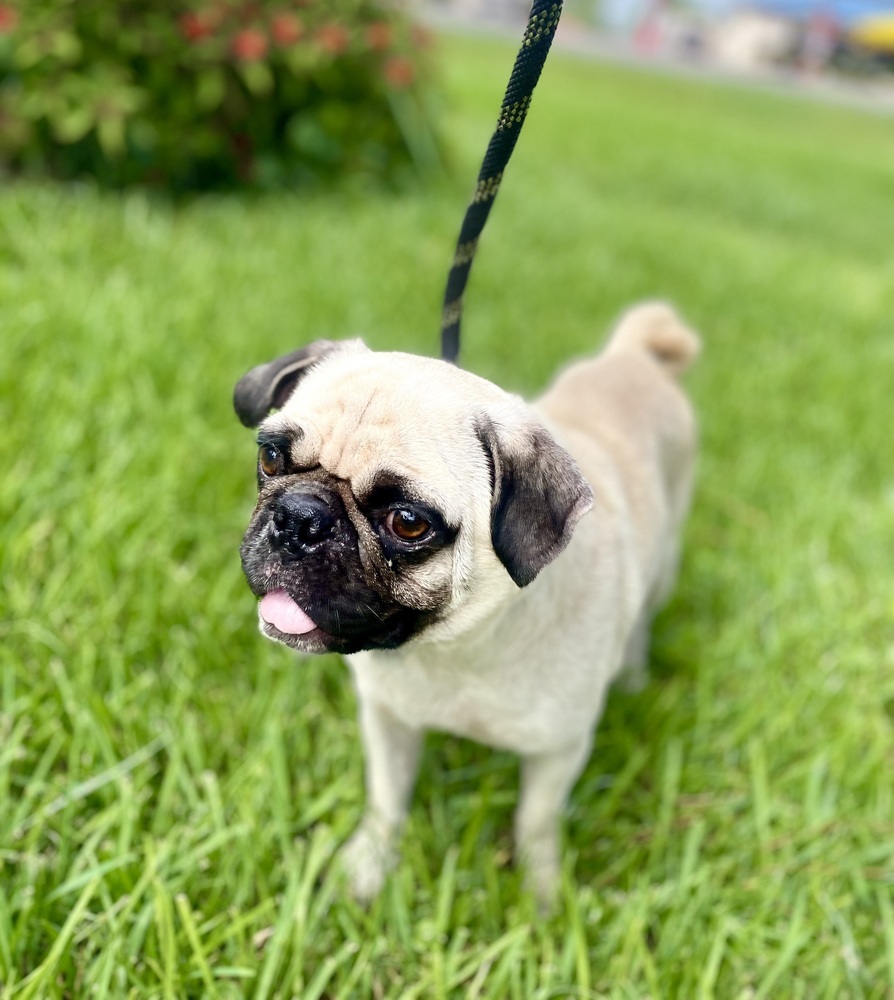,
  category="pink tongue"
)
[259,590,318,635]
